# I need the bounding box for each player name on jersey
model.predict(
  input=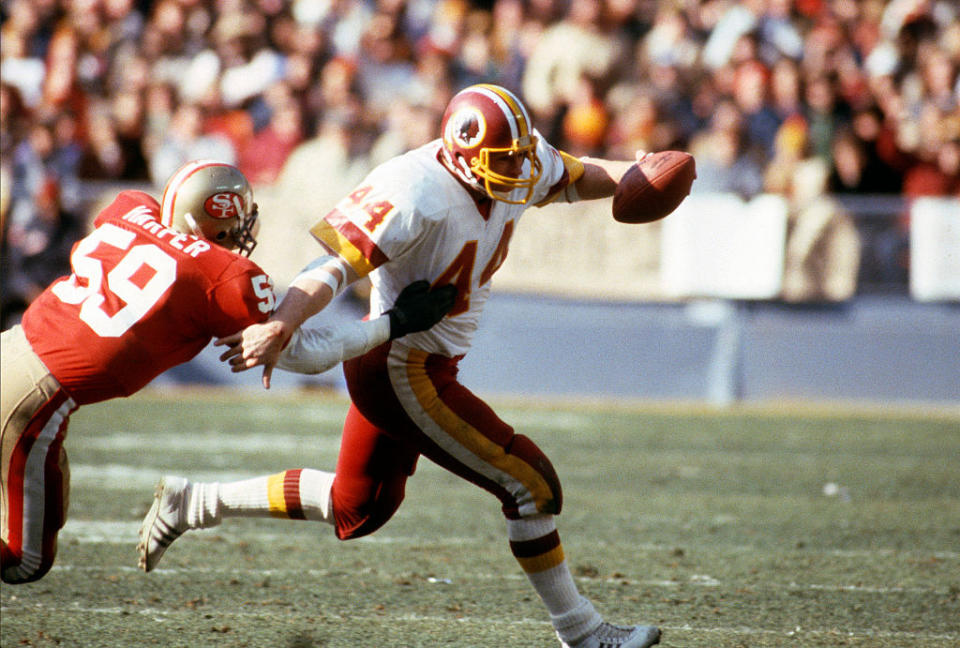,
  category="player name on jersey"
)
[121,206,212,257]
